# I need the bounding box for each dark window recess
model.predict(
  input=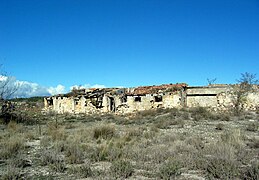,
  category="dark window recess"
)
[47,99,53,106]
[75,100,79,105]
[187,94,217,96]
[134,96,141,102]
[121,95,127,103]
[154,96,162,102]
[61,97,63,99]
